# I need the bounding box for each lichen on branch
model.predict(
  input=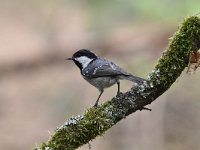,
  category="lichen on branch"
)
[36,16,200,150]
